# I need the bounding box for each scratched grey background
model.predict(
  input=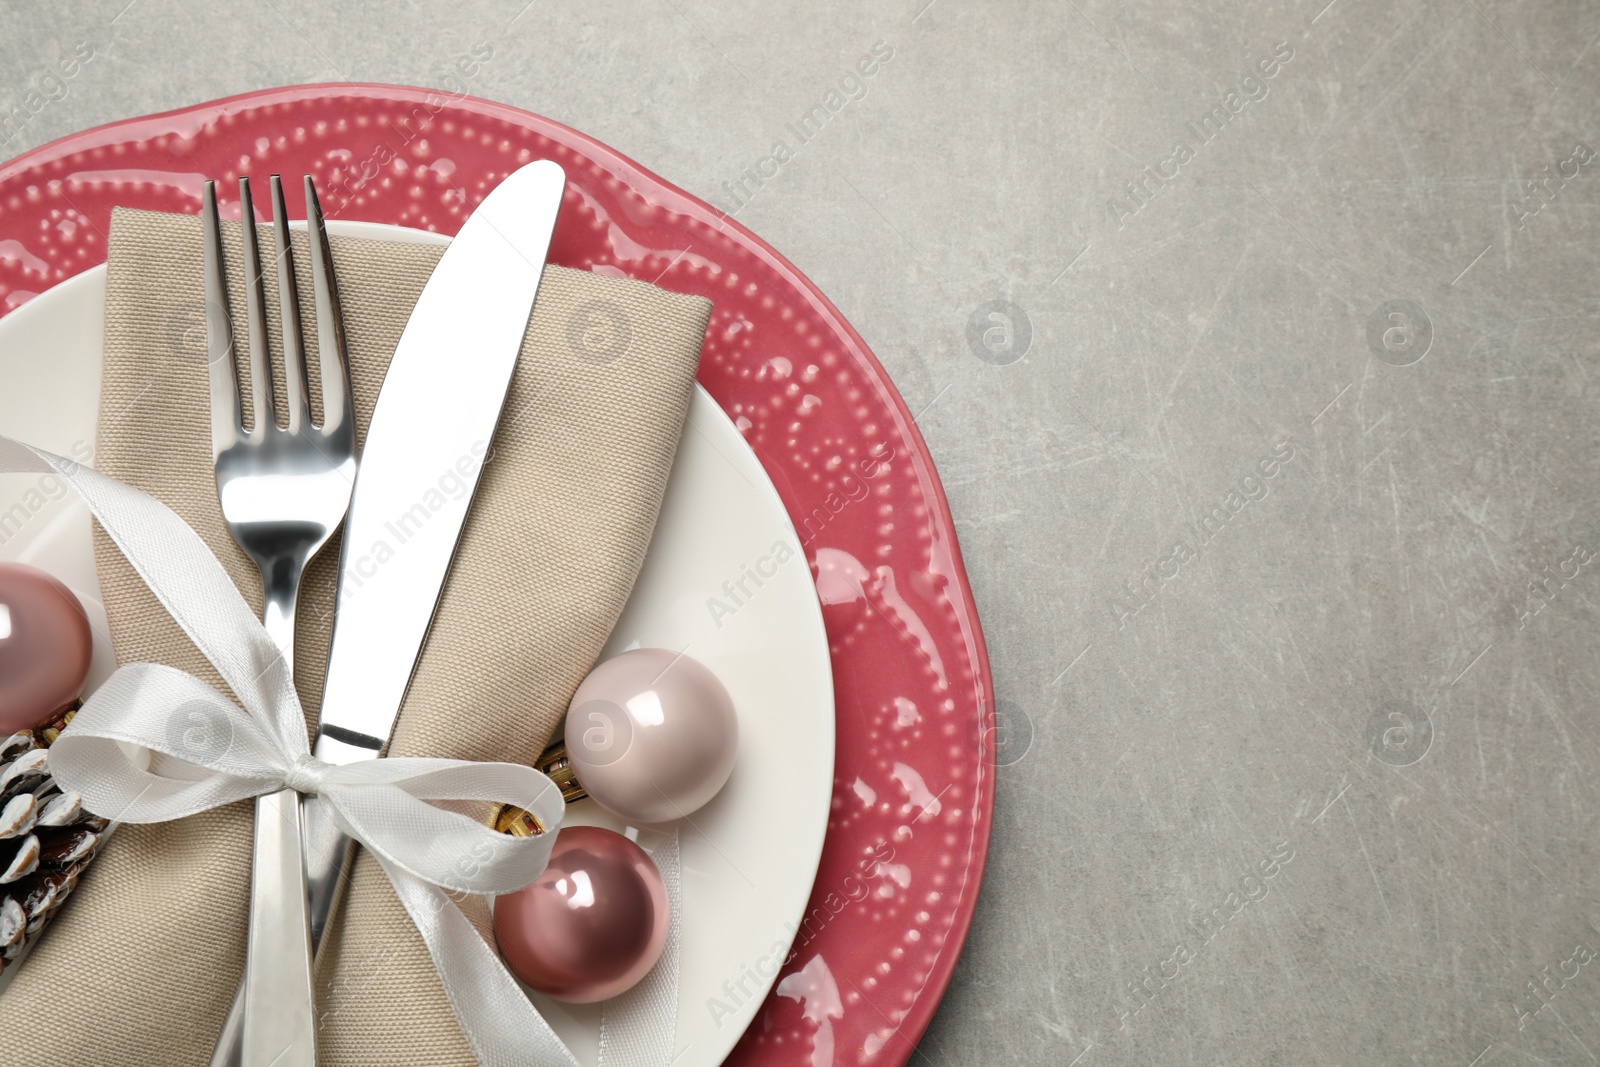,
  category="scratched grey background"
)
[4,0,1600,1064]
